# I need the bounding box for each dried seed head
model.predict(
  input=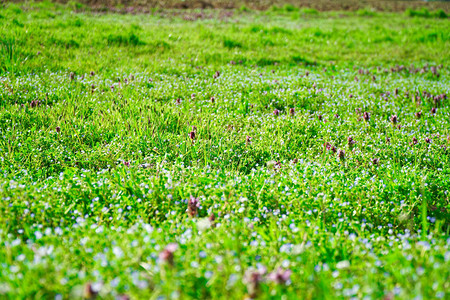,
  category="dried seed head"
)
[363,112,370,122]
[331,146,337,154]
[338,149,345,160]
[243,267,266,298]
[415,111,422,119]
[208,213,216,223]
[84,283,99,299]
[386,137,391,144]
[213,71,220,79]
[191,93,196,99]
[372,158,379,165]
[289,108,295,116]
[159,243,178,265]
[425,137,431,144]
[268,267,291,285]
[390,115,398,124]
[347,136,356,146]
[246,135,252,145]
[176,98,182,104]
[210,97,215,103]
[90,71,95,77]
[431,107,437,114]
[187,196,200,217]
[56,126,61,133]
[189,131,196,140]
[69,72,75,80]
[411,137,418,145]
[318,115,322,121]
